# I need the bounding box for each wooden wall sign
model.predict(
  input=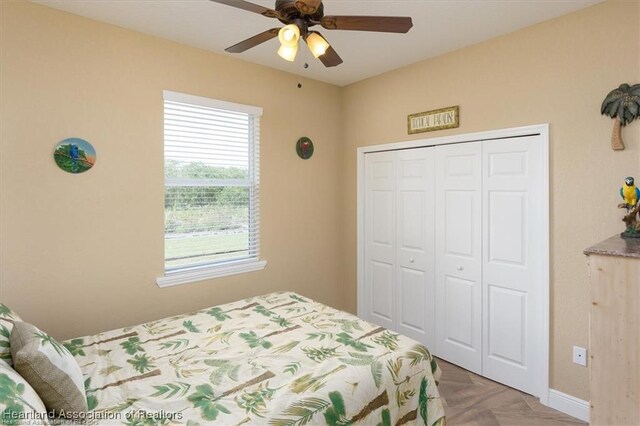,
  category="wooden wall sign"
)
[408,105,459,134]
